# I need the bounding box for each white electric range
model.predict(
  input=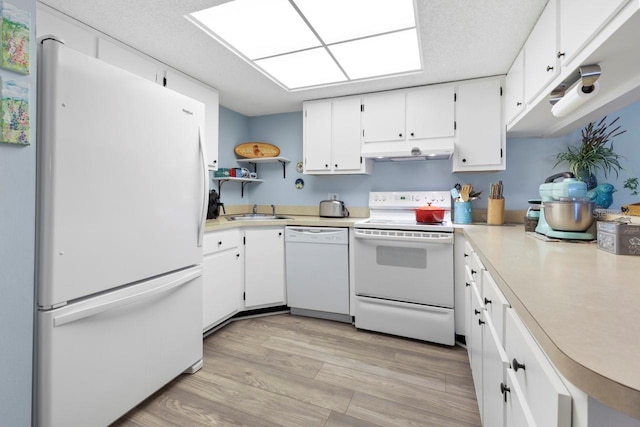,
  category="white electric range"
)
[353,191,455,346]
